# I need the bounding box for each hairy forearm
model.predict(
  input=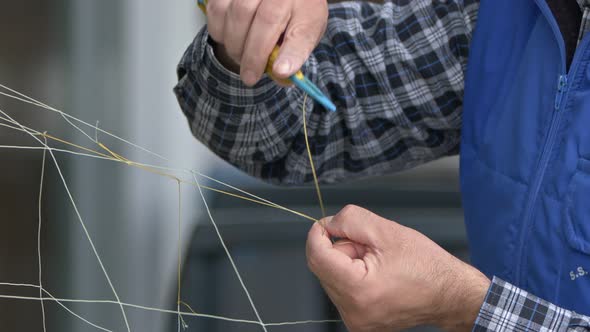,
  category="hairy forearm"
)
[436,262,490,331]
